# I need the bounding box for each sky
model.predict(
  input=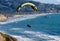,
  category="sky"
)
[32,0,60,4]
